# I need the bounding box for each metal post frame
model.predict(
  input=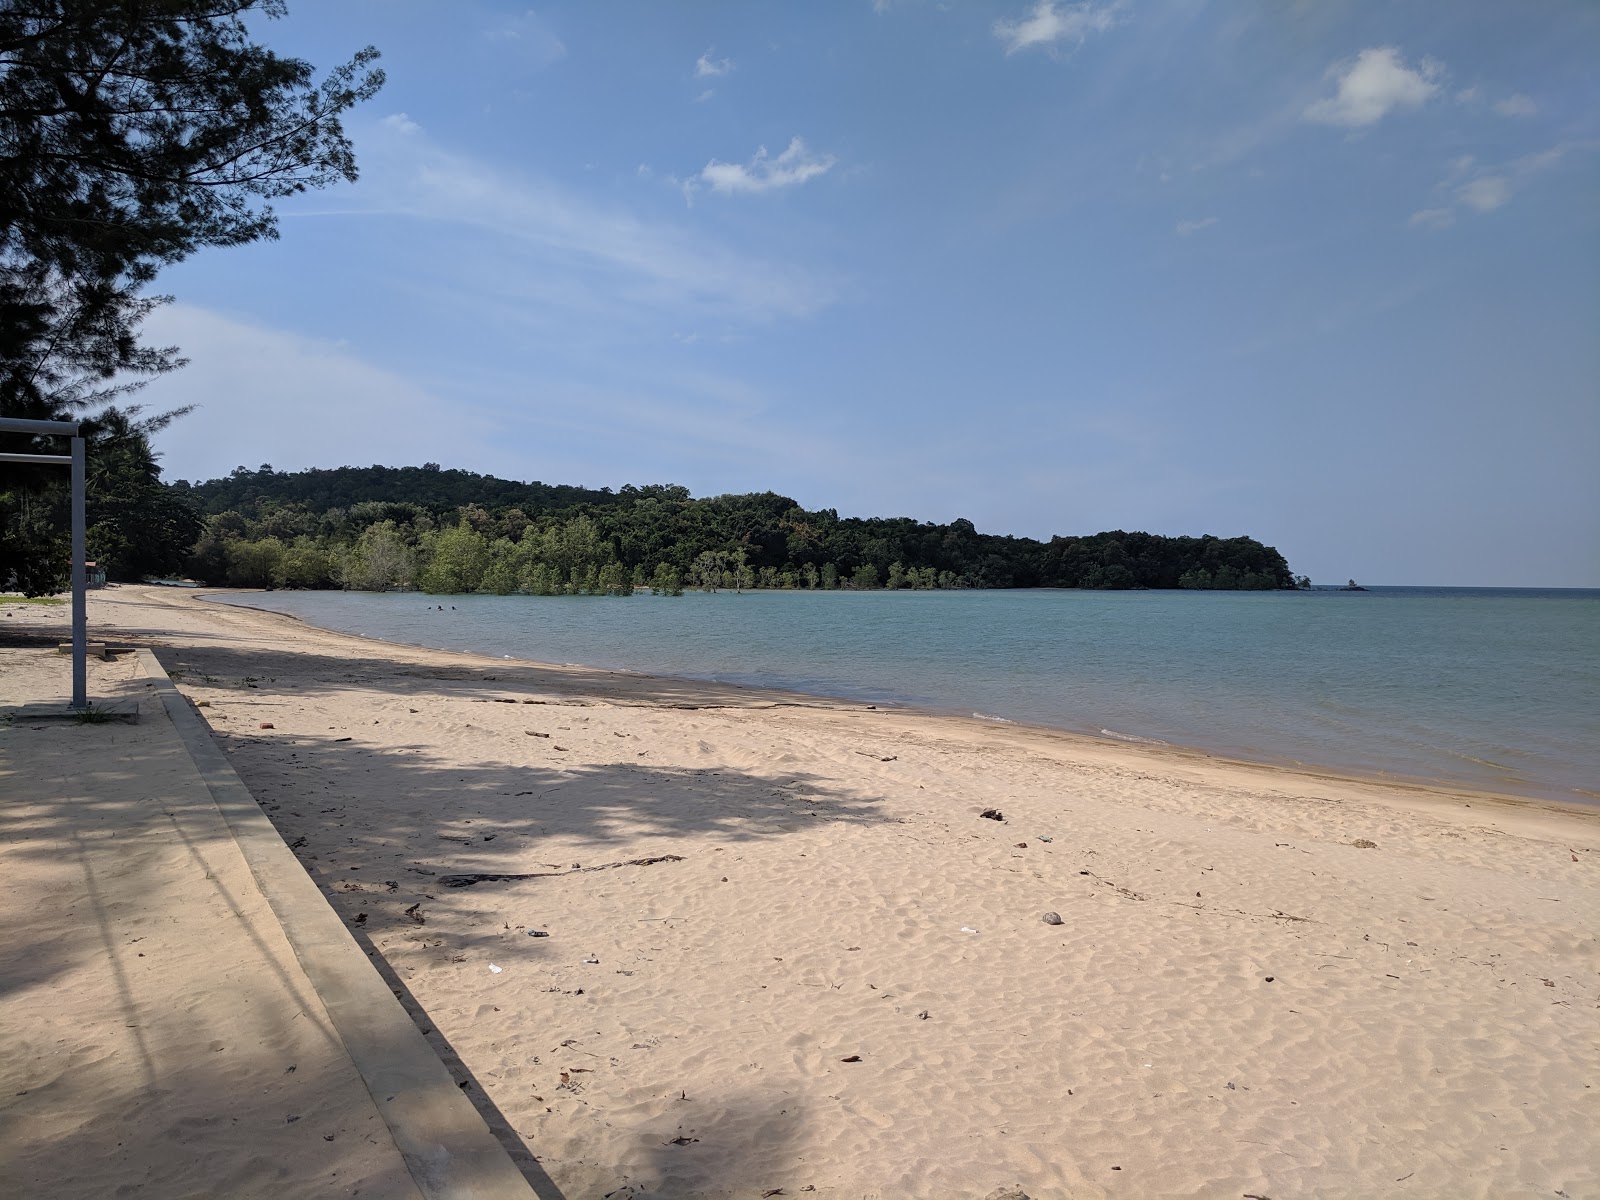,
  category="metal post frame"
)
[71,436,87,708]
[0,417,81,436]
[0,416,86,709]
